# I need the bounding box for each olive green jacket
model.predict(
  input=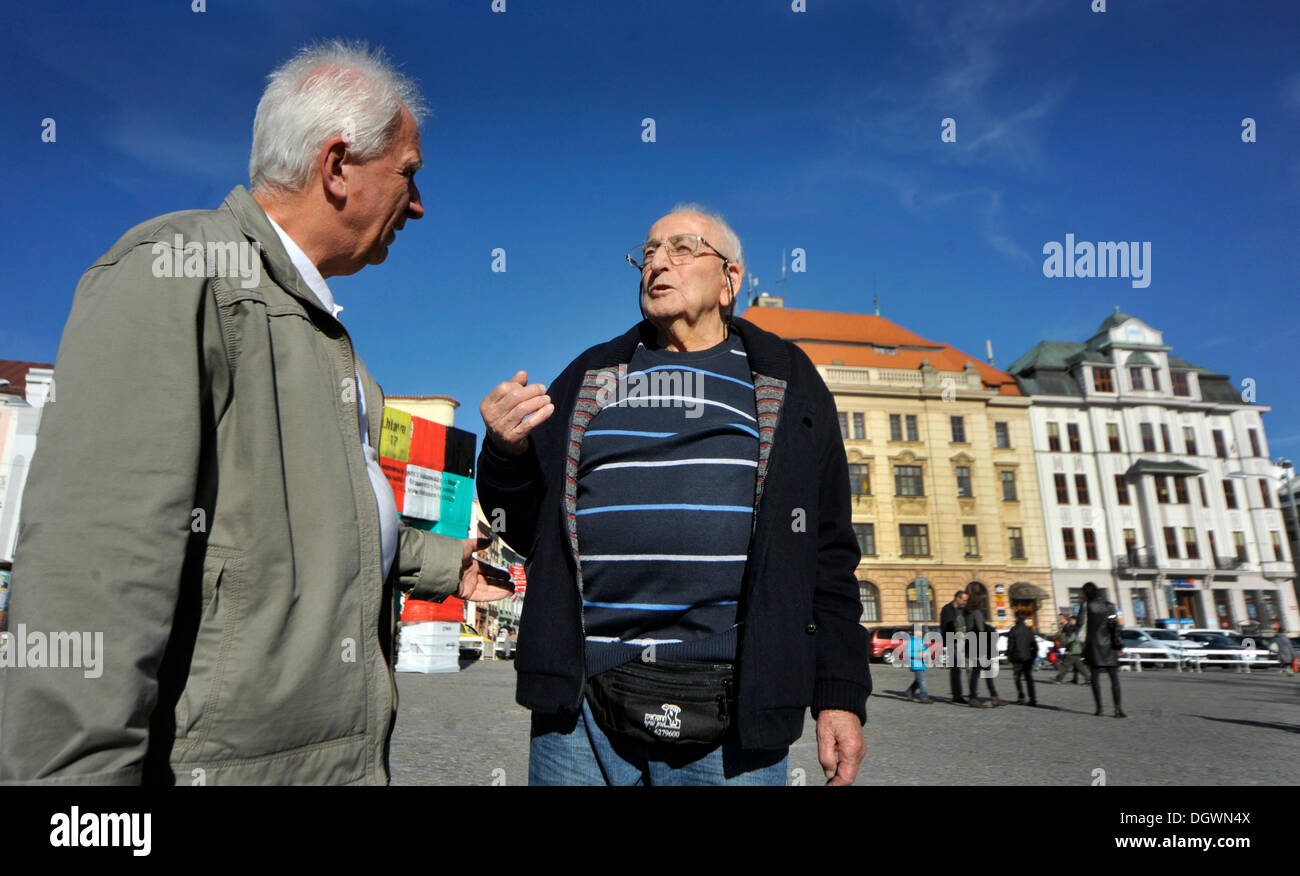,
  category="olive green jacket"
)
[0,187,461,785]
